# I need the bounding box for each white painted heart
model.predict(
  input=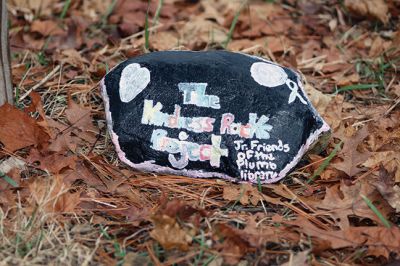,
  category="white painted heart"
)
[250,62,288,87]
[119,63,151,103]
